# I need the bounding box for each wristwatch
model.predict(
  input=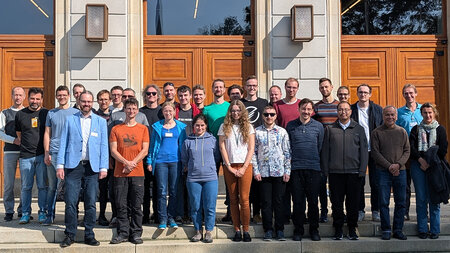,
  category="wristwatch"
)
[224,162,231,166]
